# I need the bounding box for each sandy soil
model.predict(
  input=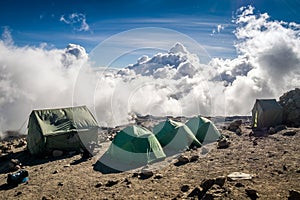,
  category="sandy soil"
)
[0,120,299,200]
